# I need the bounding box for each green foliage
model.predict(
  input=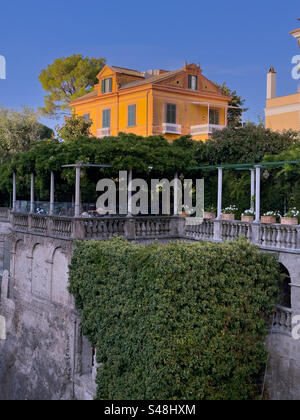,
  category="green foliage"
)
[199,124,300,165]
[39,55,106,117]
[0,106,53,163]
[56,114,92,141]
[69,237,280,400]
[0,134,197,204]
[216,82,247,127]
